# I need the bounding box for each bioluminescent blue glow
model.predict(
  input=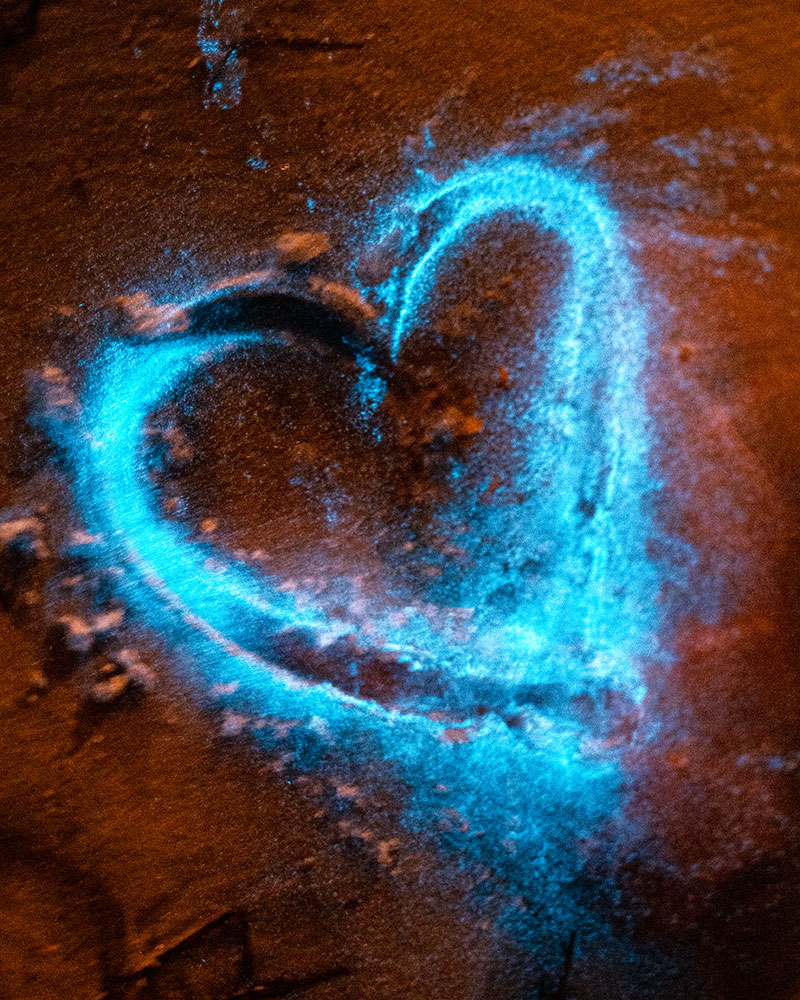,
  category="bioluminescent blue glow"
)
[365,155,660,698]
[64,154,664,951]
